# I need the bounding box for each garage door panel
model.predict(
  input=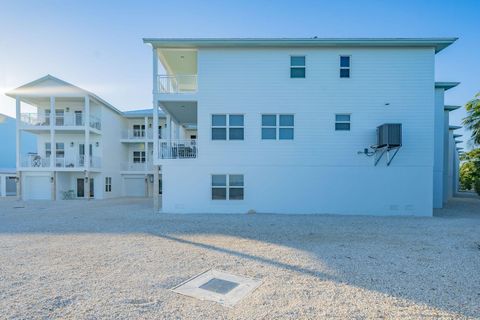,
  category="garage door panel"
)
[24,176,51,200]
[123,177,146,197]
